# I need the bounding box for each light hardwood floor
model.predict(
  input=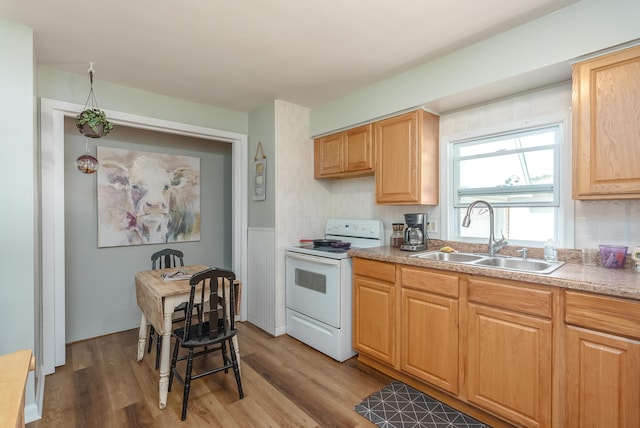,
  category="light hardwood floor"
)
[28,322,391,427]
